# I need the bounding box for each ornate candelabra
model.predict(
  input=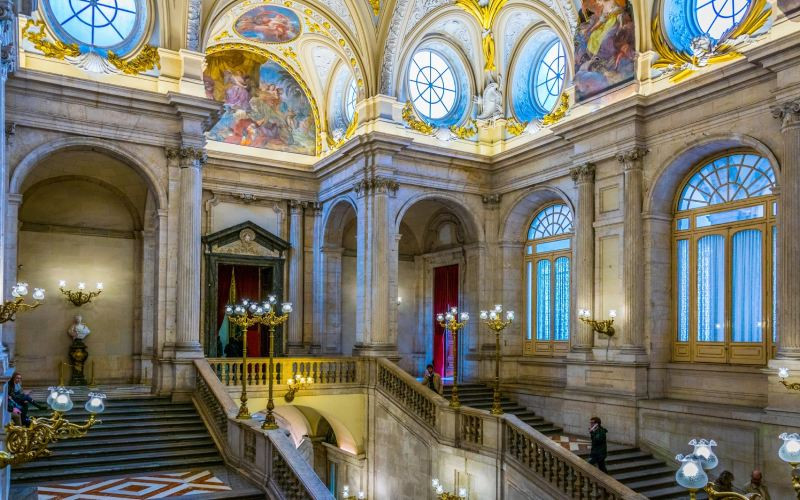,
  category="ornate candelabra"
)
[779,433,800,499]
[778,368,800,392]
[479,305,513,415]
[577,309,616,336]
[284,373,314,402]
[436,307,469,408]
[431,479,467,500]
[59,281,103,307]
[225,299,268,419]
[0,282,45,323]
[0,388,105,467]
[259,296,292,430]
[342,485,366,499]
